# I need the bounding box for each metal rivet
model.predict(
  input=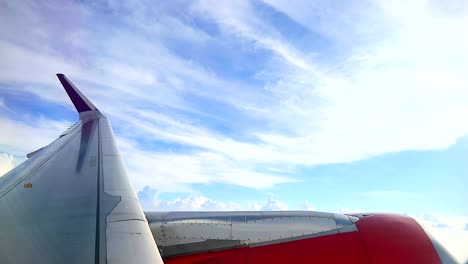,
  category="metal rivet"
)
[24,183,32,189]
